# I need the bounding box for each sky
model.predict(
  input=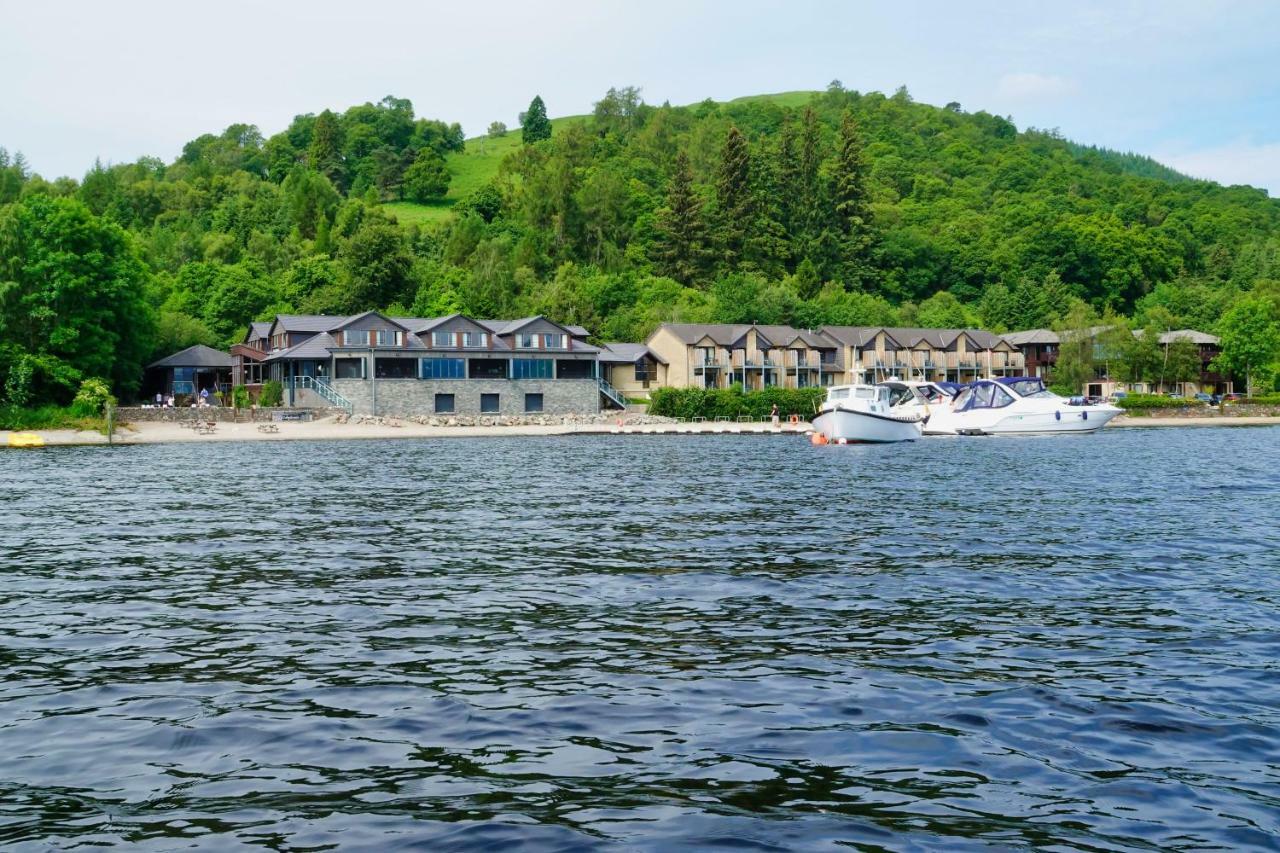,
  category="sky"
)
[3,0,1279,193]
